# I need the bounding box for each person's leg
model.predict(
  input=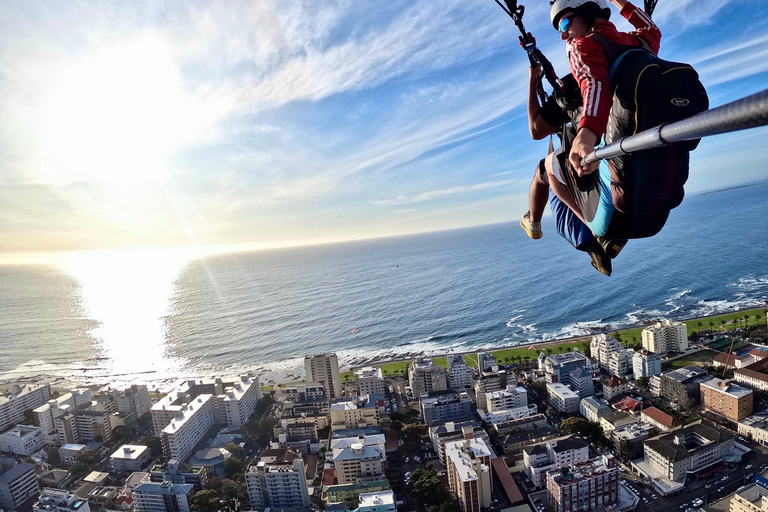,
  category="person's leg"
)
[545,150,588,225]
[521,159,548,240]
[549,190,596,251]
